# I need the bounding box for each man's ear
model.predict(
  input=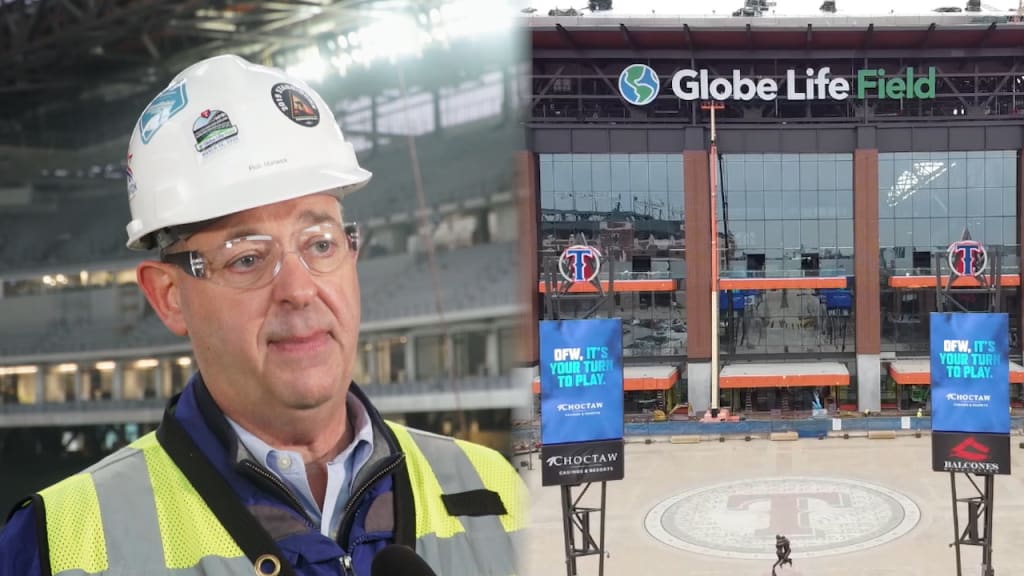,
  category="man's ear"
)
[137,261,188,337]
